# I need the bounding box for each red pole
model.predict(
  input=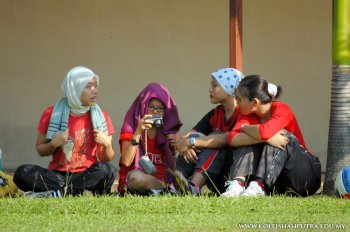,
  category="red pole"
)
[229,0,243,71]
